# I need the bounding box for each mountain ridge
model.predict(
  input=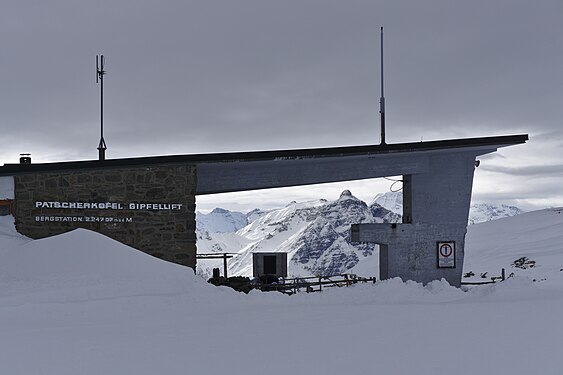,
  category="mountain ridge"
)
[196,191,525,278]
